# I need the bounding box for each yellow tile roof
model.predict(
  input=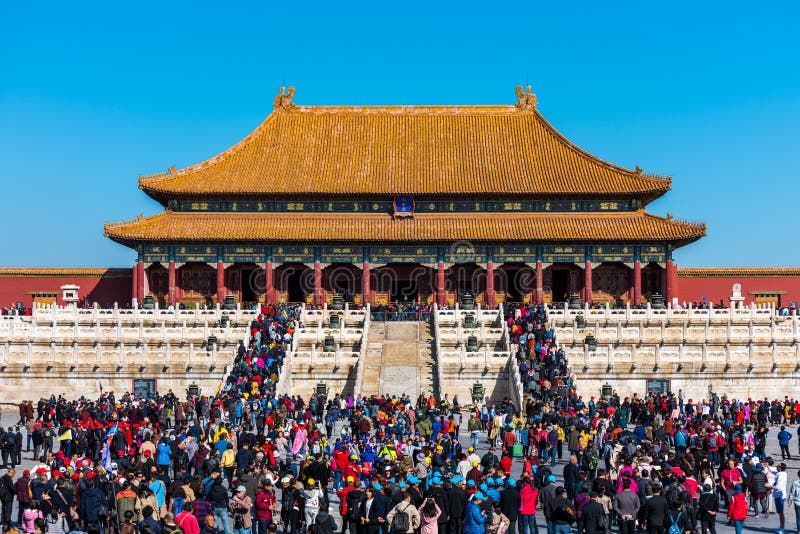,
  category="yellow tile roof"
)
[138,88,671,199]
[0,268,130,277]
[105,210,705,245]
